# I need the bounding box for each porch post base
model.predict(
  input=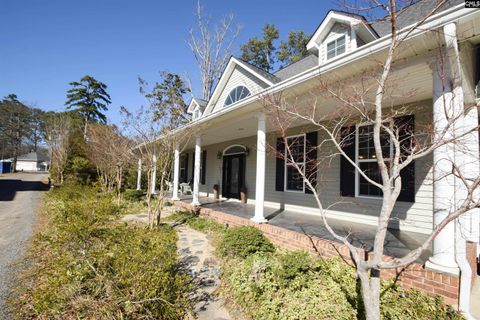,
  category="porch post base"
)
[251,216,268,224]
[425,259,459,276]
[191,201,201,206]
